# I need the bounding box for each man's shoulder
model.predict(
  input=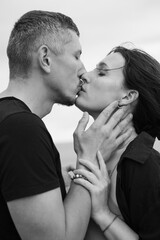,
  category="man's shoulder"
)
[0,97,42,127]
